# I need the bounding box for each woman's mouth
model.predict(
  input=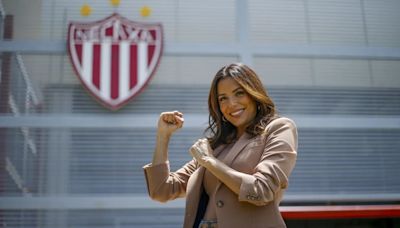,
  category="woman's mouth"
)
[230,109,244,118]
